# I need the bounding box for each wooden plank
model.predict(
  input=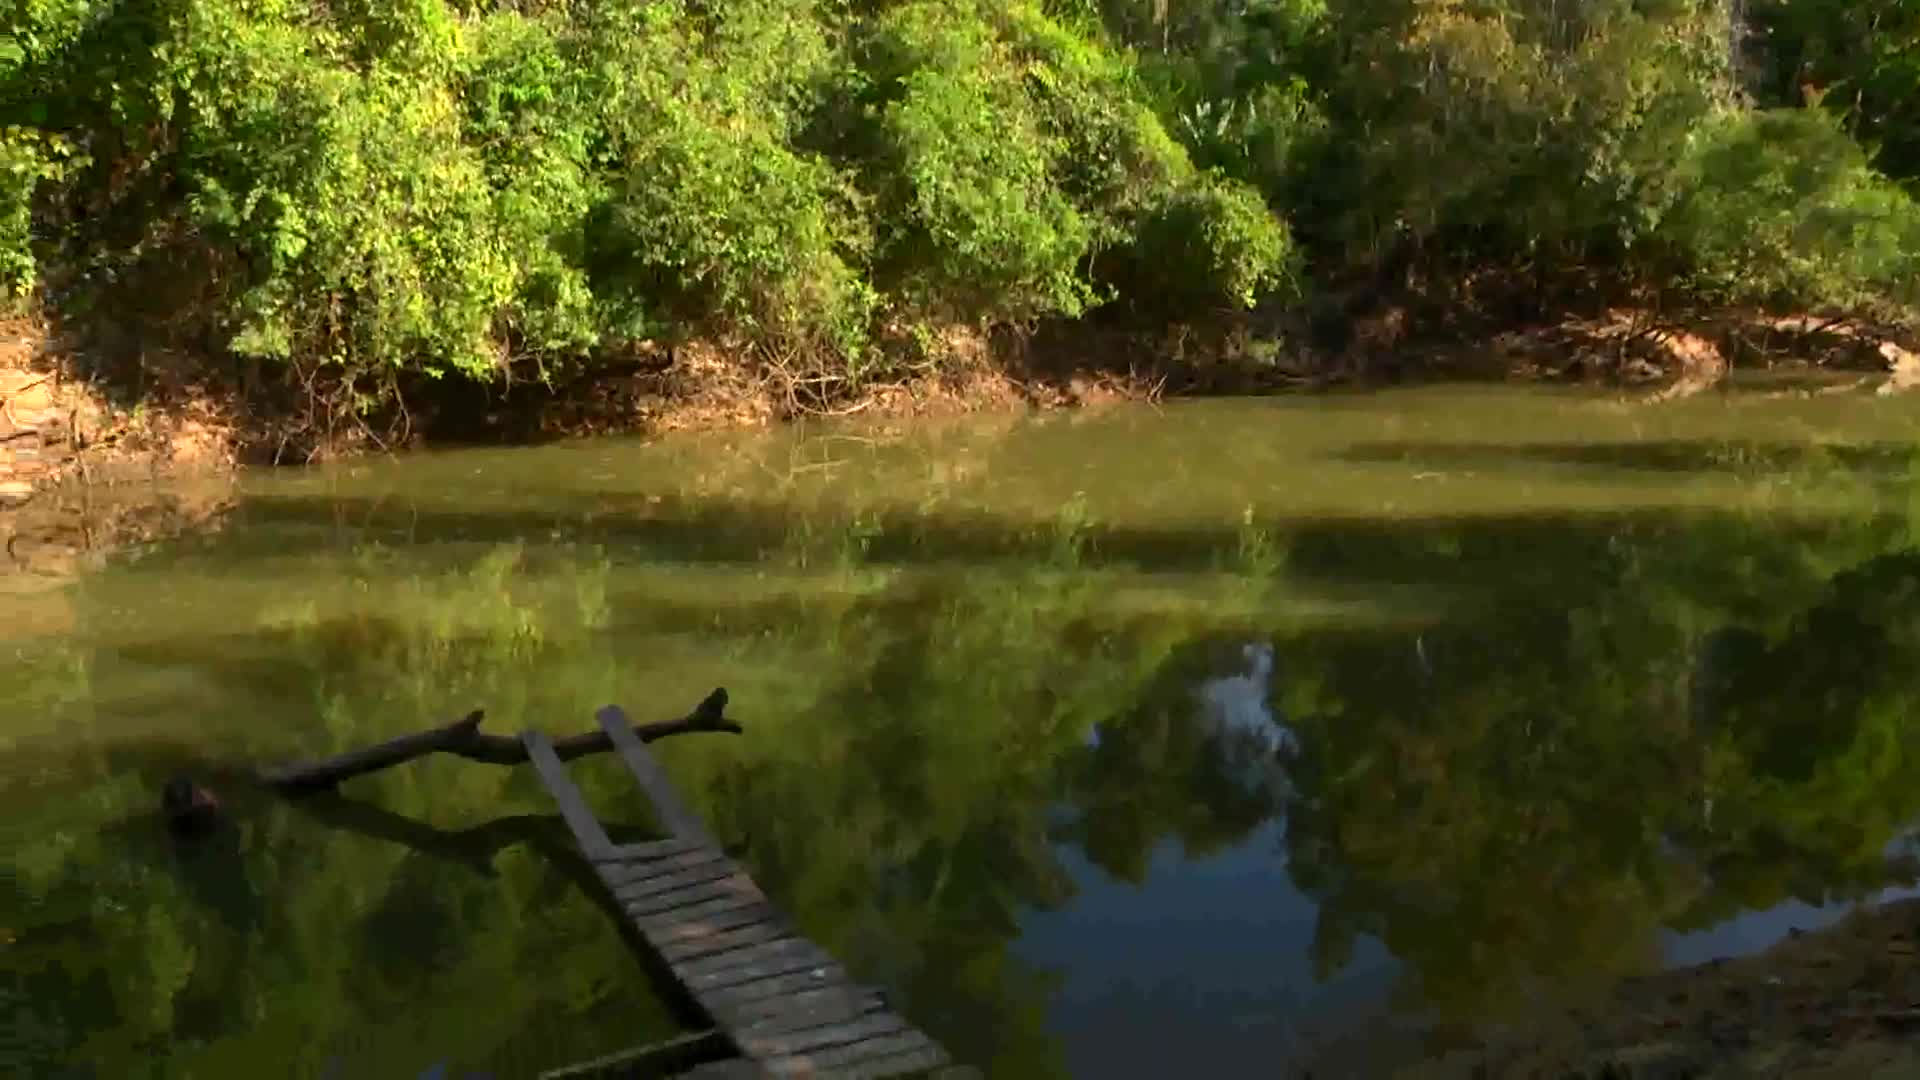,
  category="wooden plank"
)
[716,983,881,1027]
[601,844,730,883]
[603,848,733,891]
[590,836,711,864]
[606,851,734,894]
[638,897,780,942]
[660,920,795,964]
[678,1062,768,1079]
[625,883,758,928]
[521,729,614,857]
[619,867,760,909]
[839,1044,957,1079]
[681,939,840,992]
[742,1014,913,1063]
[738,1012,910,1059]
[655,908,787,954]
[727,987,887,1035]
[603,861,731,900]
[620,869,759,915]
[597,704,711,842]
[515,714,956,1077]
[697,968,870,1016]
[760,1031,944,1076]
[618,864,744,914]
[629,887,764,930]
